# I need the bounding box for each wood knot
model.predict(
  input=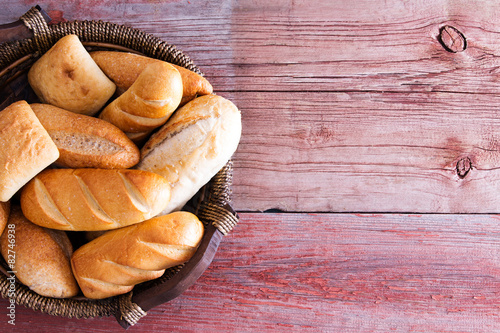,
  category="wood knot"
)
[438,25,466,53]
[456,157,472,179]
